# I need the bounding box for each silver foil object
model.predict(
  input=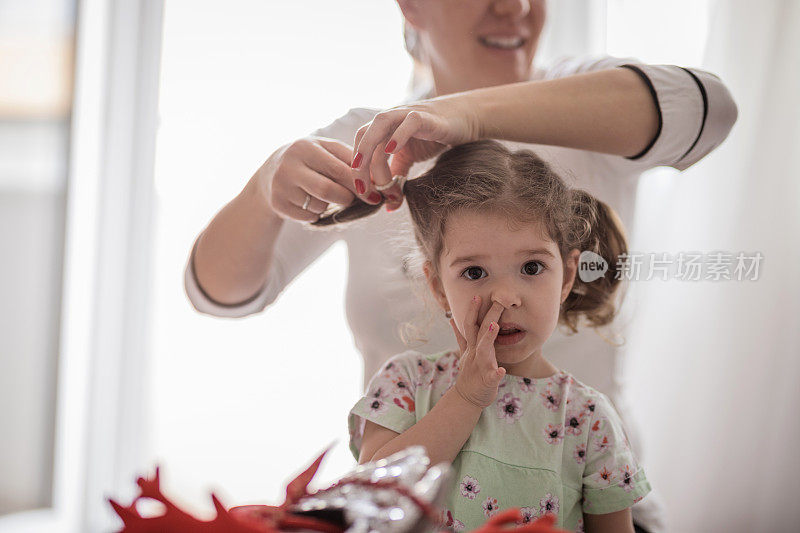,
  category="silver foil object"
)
[291,446,452,533]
